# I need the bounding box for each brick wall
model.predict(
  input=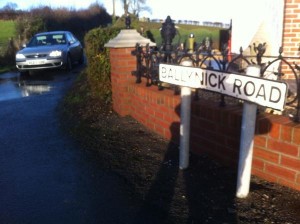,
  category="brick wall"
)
[130,81,300,191]
[108,46,300,192]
